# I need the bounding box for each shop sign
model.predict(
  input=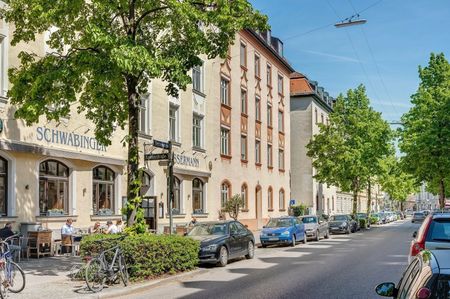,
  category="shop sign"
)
[174,154,199,168]
[36,126,107,152]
